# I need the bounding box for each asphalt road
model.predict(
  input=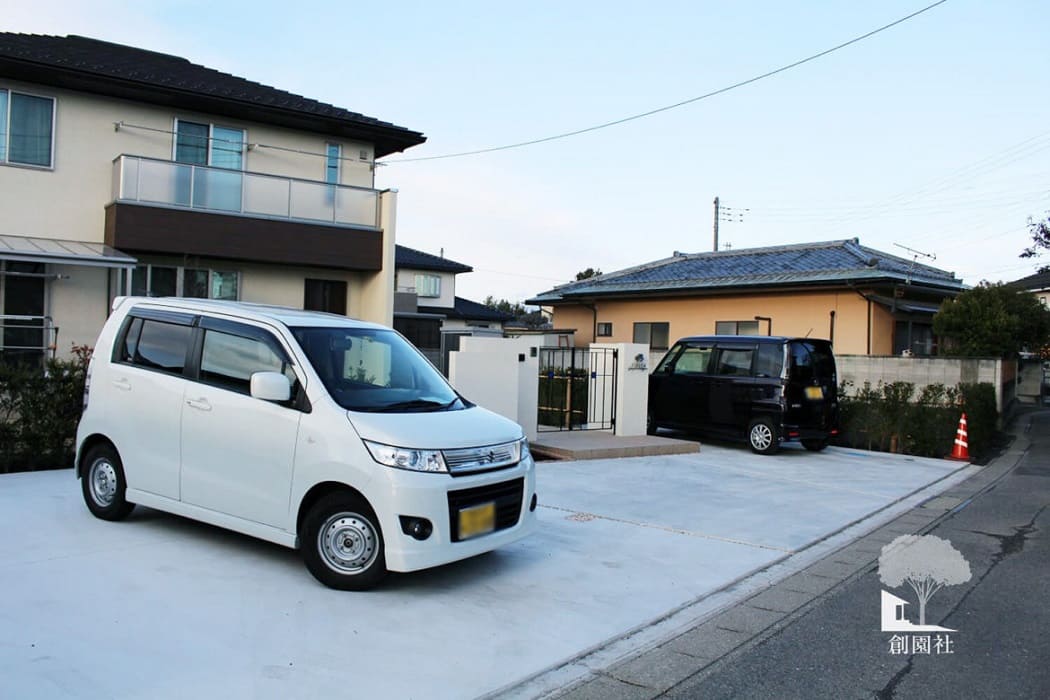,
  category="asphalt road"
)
[663,411,1050,700]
